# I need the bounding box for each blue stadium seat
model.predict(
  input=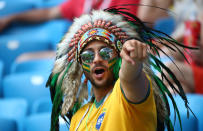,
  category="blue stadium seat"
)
[31,97,52,114]
[30,76,92,115]
[0,19,71,75]
[0,0,41,16]
[0,25,52,75]
[150,55,174,75]
[46,19,72,50]
[169,109,197,131]
[10,58,54,74]
[168,94,203,131]
[38,0,65,8]
[0,98,28,131]
[0,60,3,97]
[0,118,18,131]
[24,113,69,131]
[186,94,203,131]
[24,113,51,131]
[154,16,176,36]
[2,72,50,114]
